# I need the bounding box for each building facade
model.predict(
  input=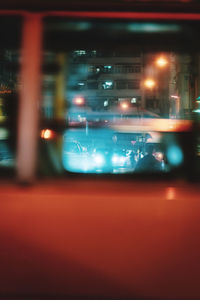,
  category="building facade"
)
[67,50,143,113]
